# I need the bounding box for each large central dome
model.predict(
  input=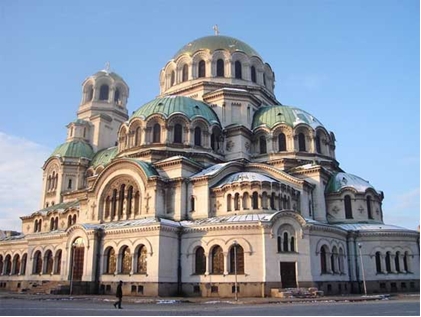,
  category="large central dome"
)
[173,35,262,60]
